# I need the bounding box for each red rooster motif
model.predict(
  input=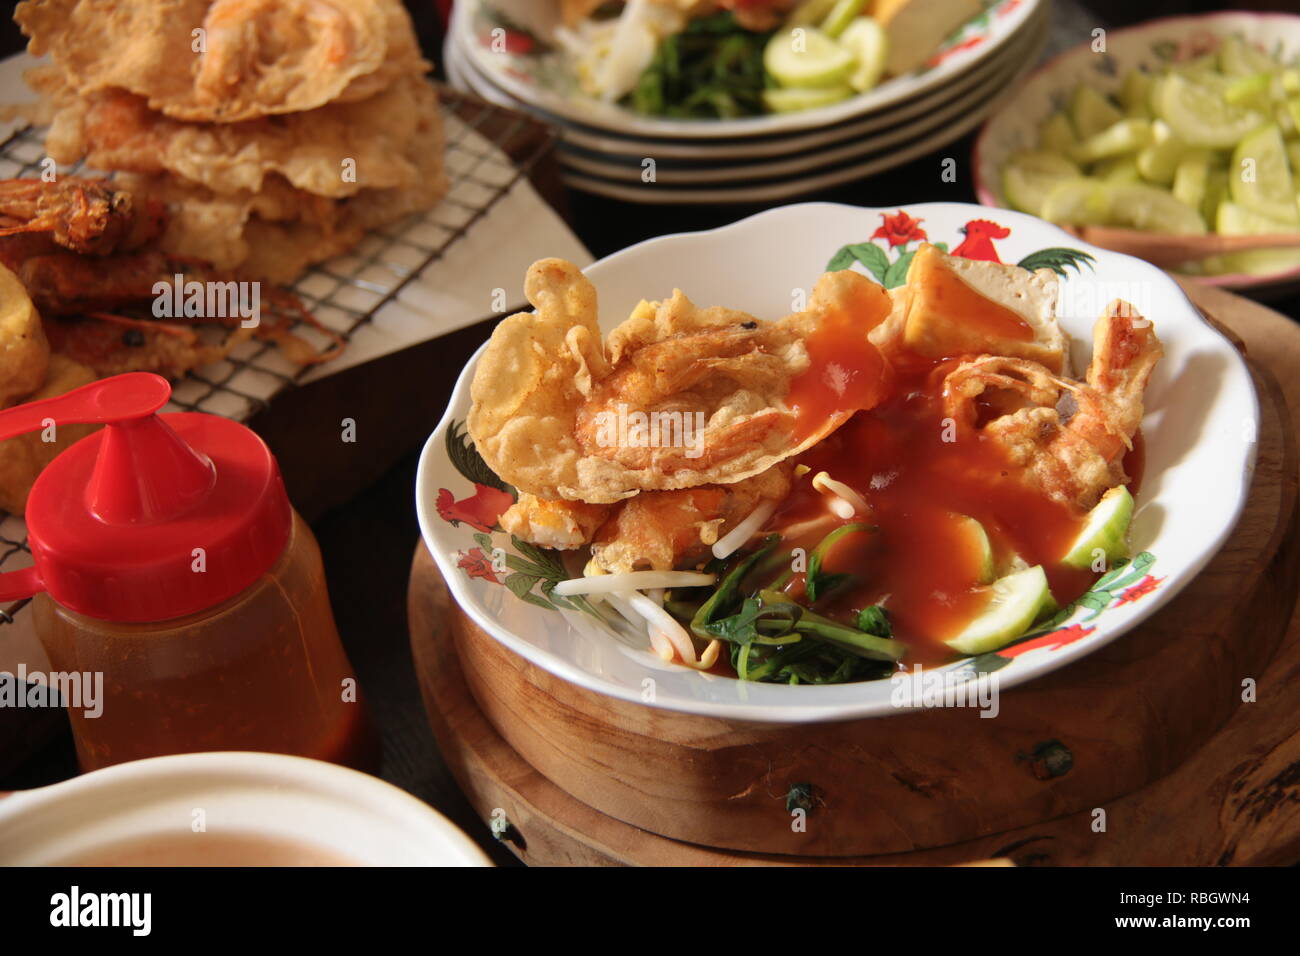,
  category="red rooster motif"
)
[436,483,515,534]
[951,219,1011,263]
